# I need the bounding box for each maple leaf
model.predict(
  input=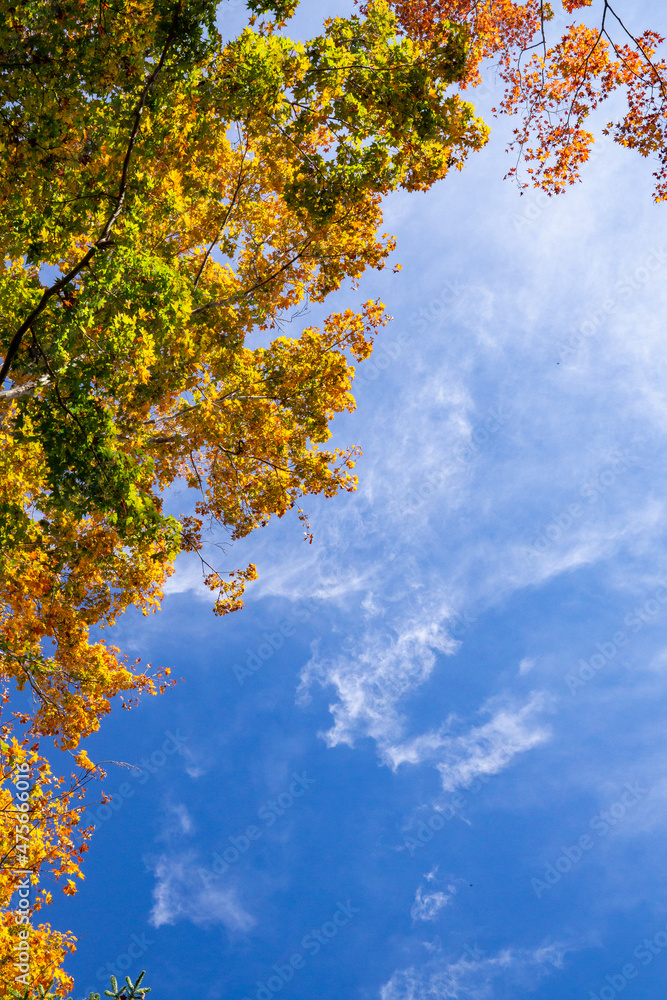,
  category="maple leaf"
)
[379,0,667,200]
